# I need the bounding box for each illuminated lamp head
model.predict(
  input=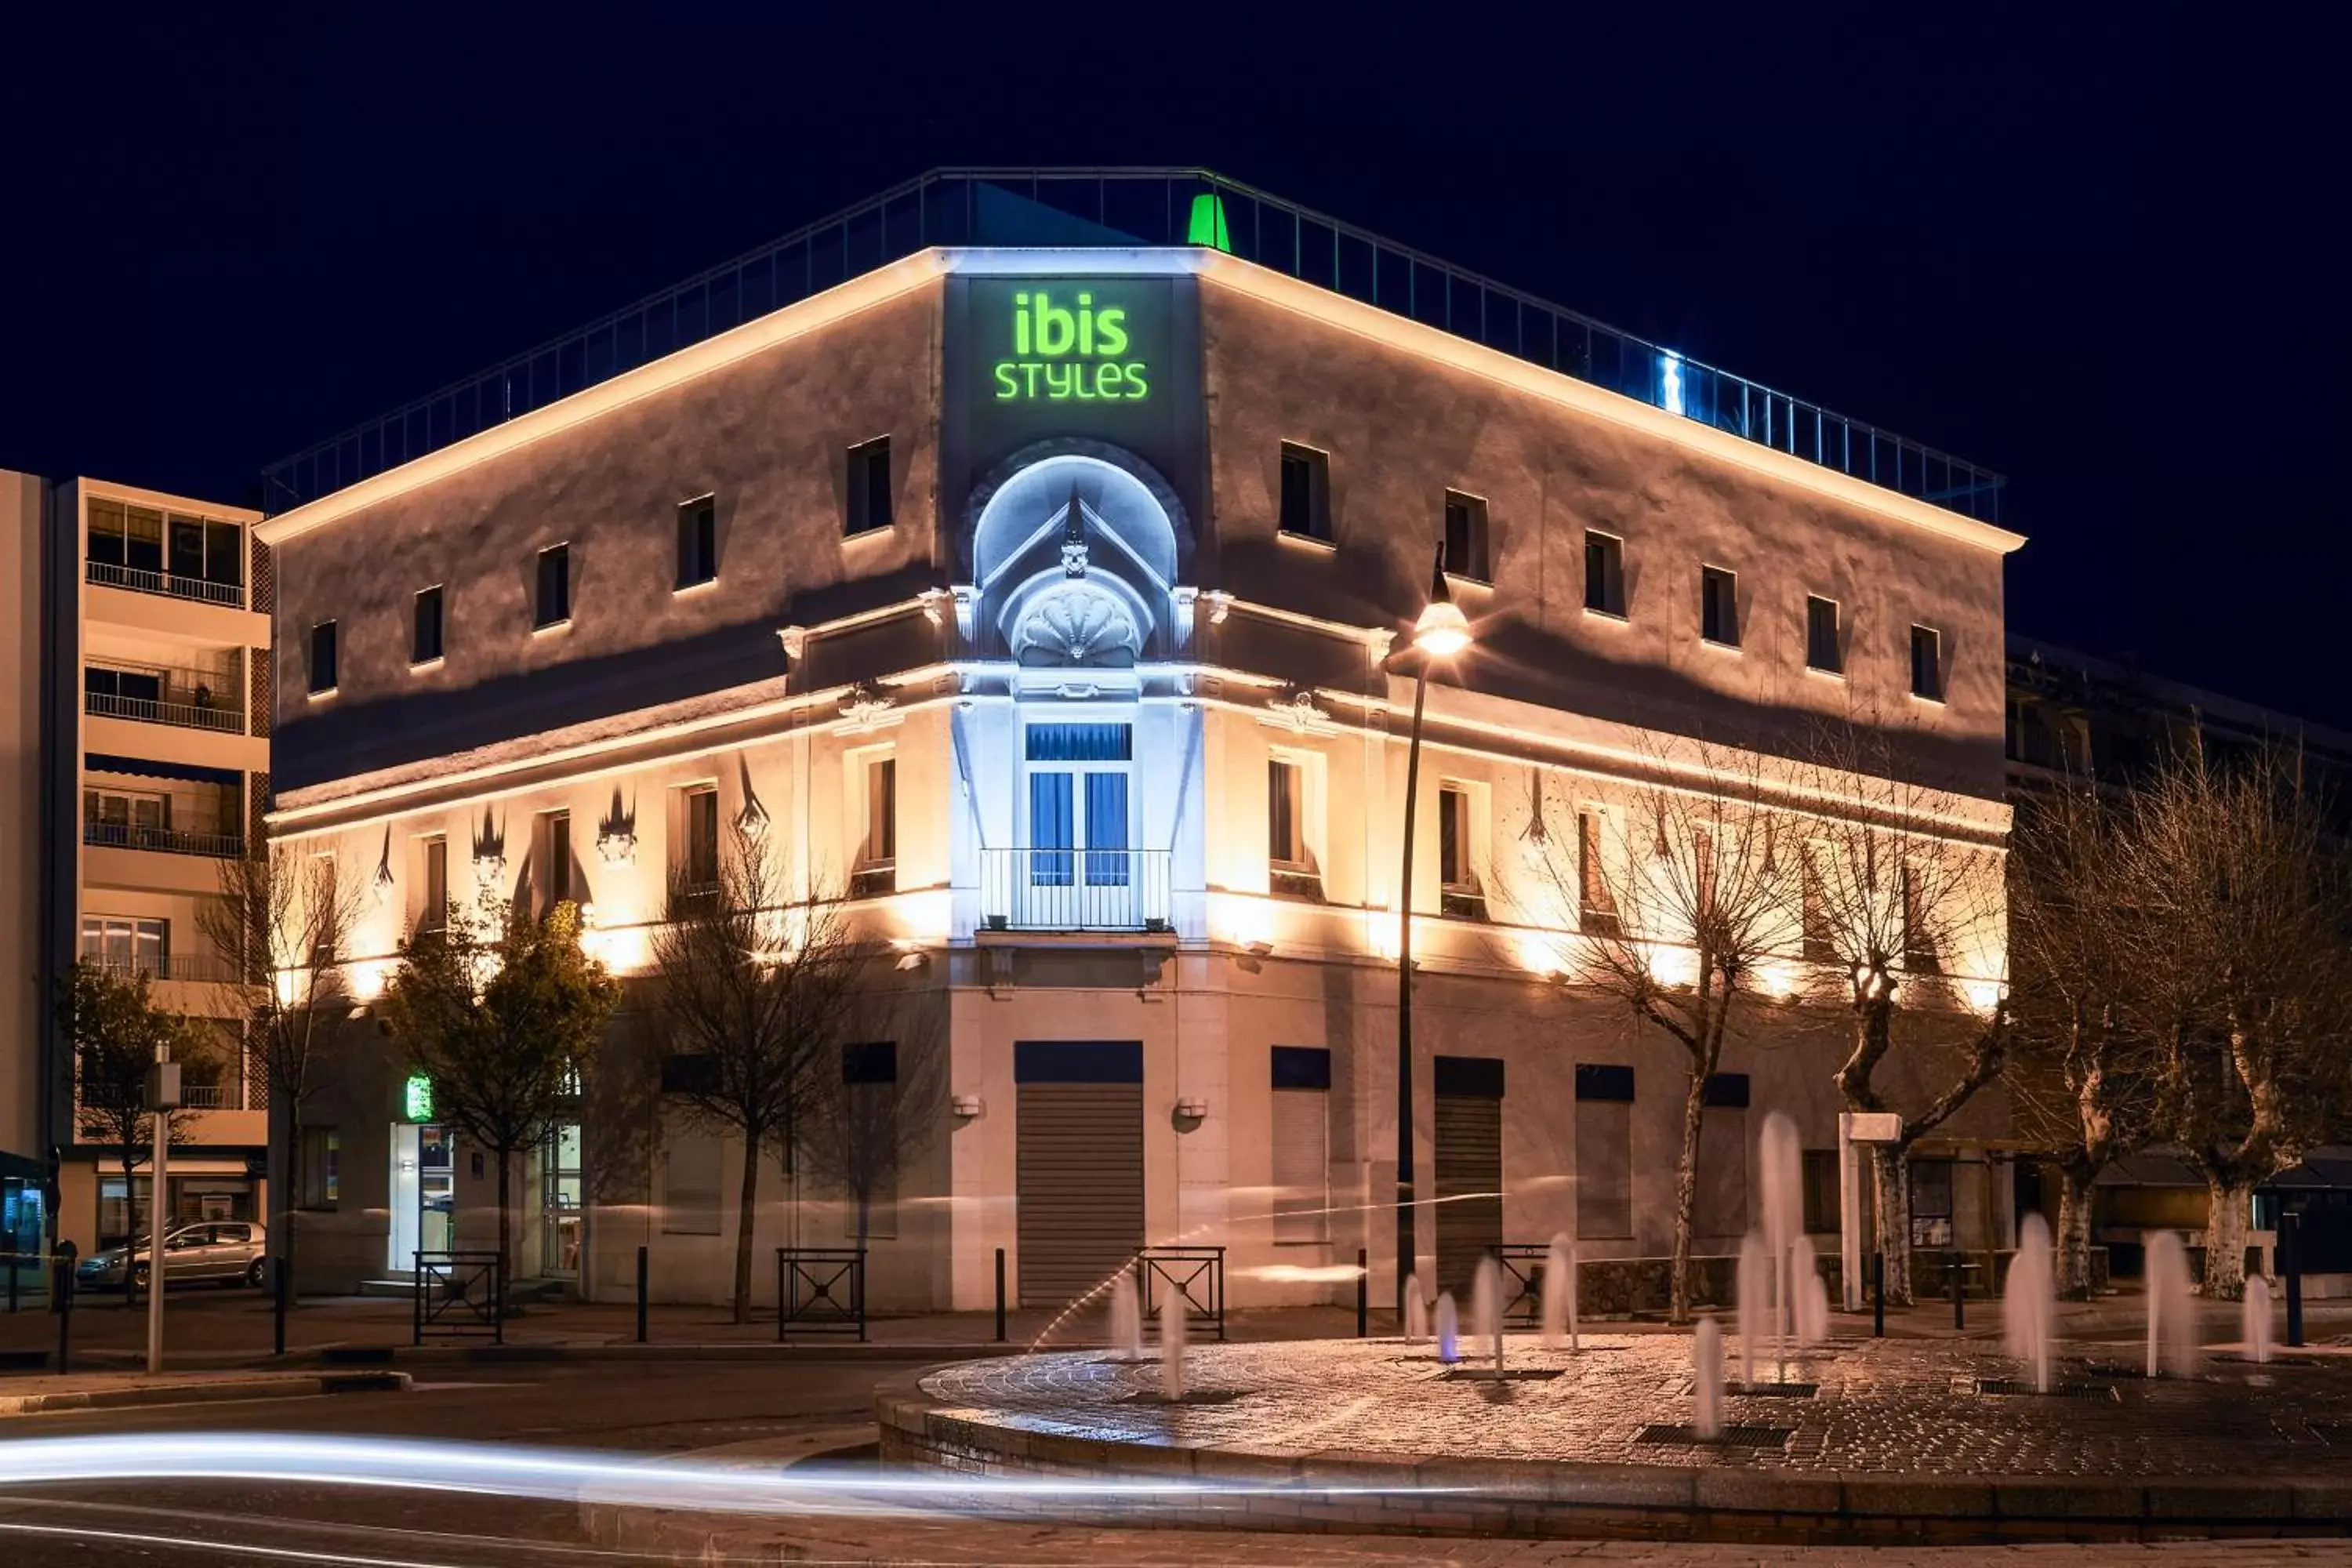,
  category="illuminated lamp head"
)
[1412,545,1472,659]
